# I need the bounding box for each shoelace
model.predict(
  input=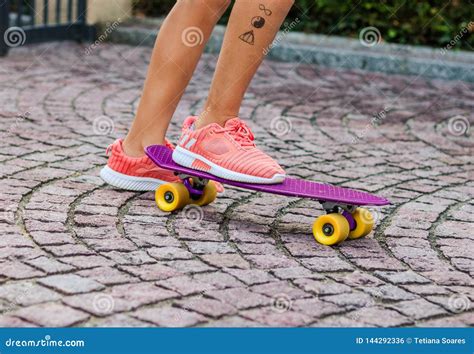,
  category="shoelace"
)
[224,120,255,147]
